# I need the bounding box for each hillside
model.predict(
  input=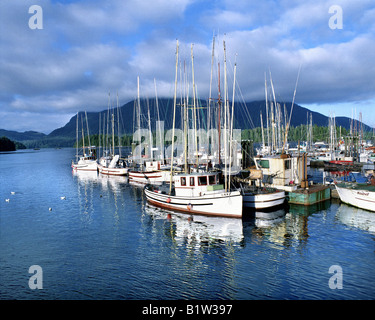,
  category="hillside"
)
[1,99,373,148]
